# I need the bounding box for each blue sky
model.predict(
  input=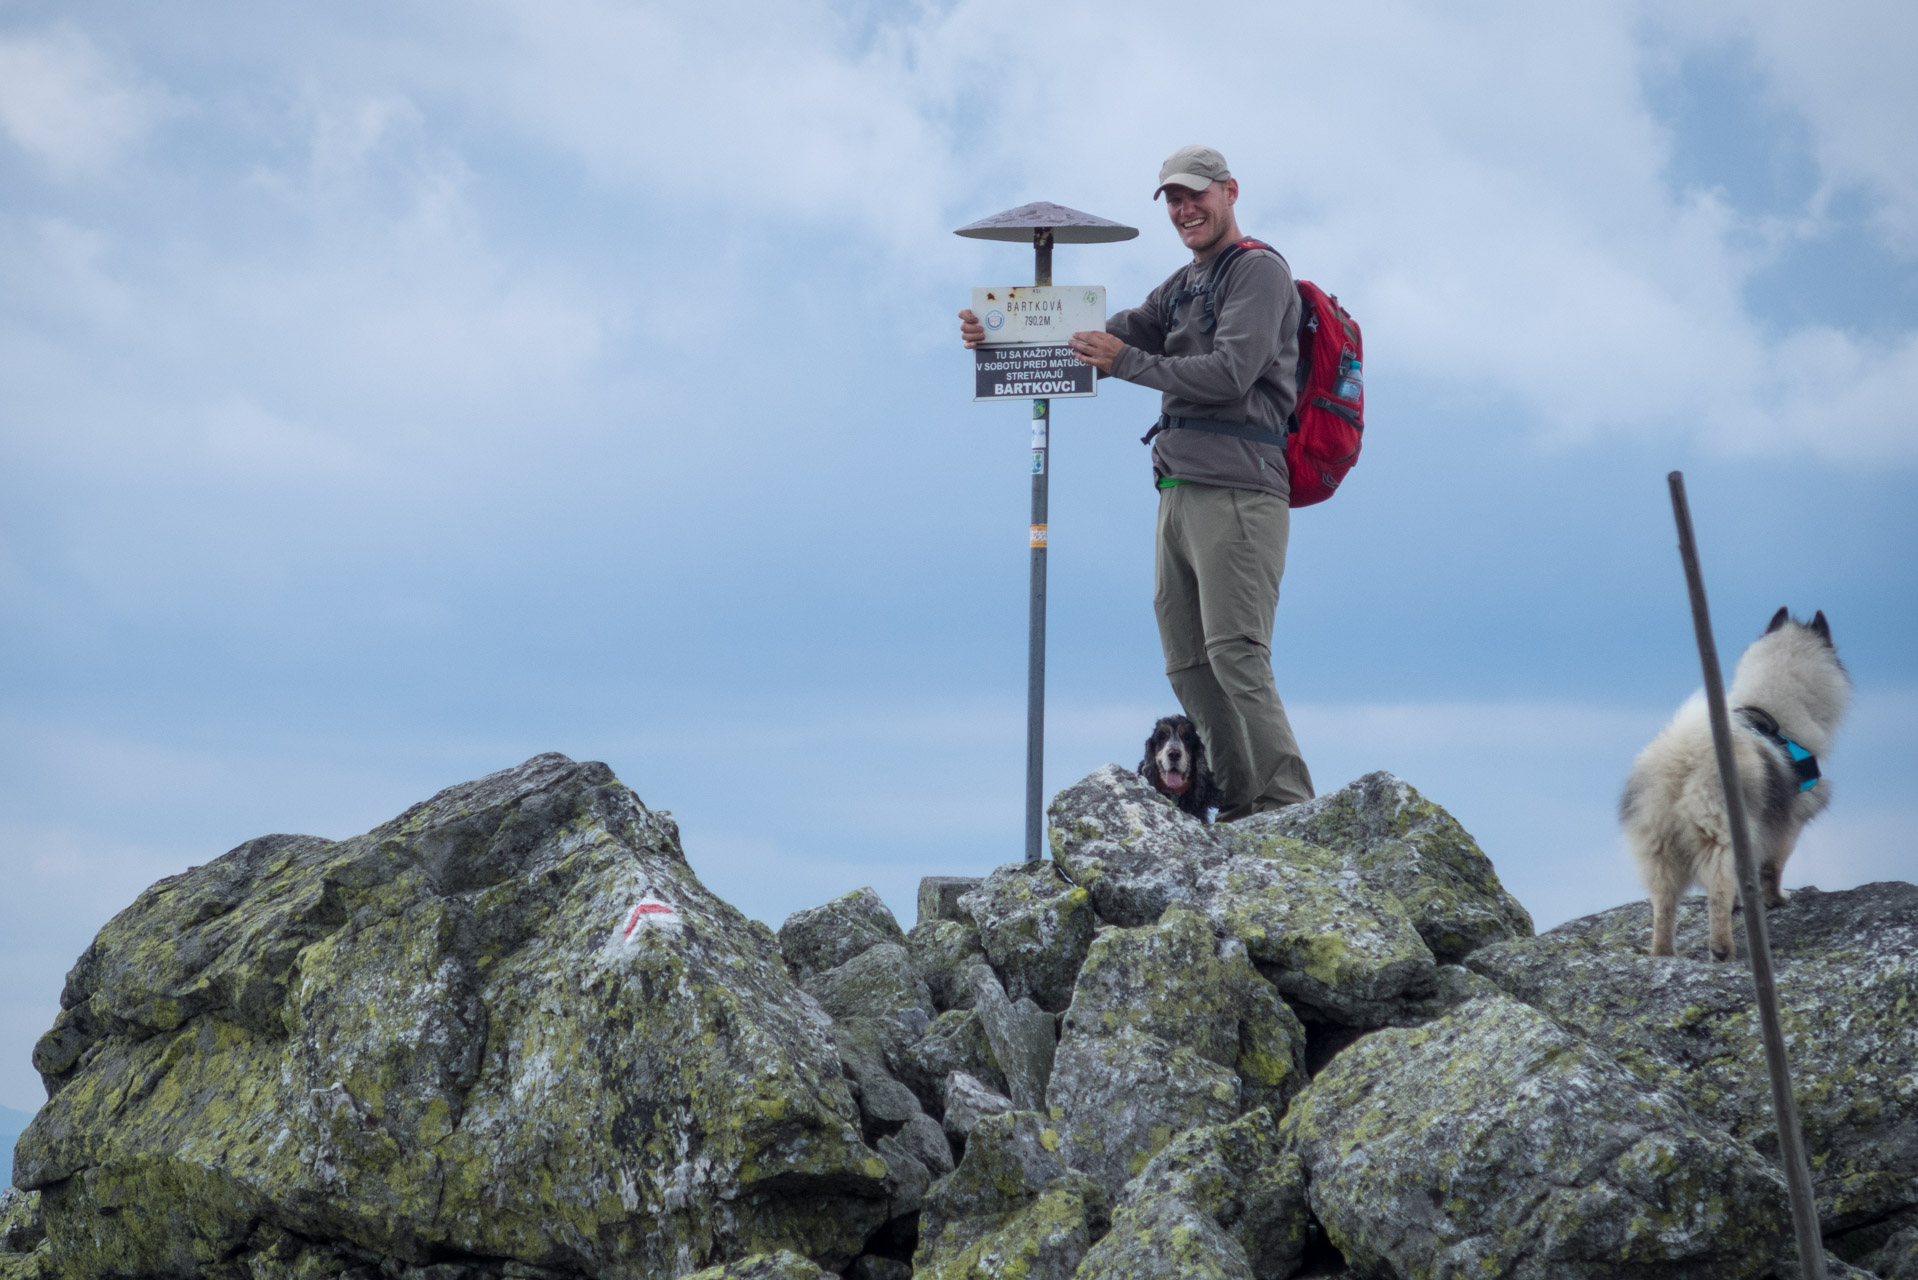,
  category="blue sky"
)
[3,0,1915,1116]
